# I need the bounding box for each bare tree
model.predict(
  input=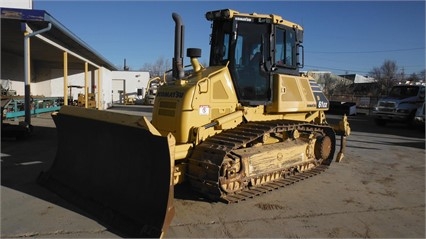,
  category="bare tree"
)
[140,56,172,77]
[406,73,420,82]
[369,60,399,95]
[320,73,334,95]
